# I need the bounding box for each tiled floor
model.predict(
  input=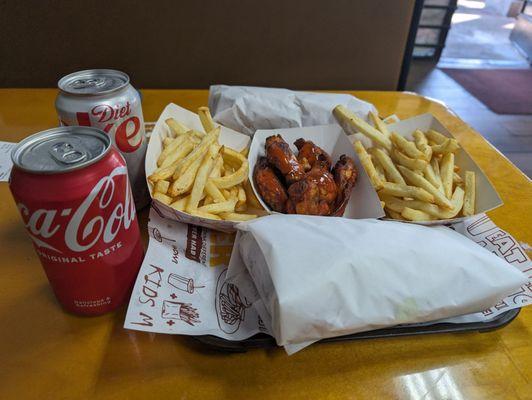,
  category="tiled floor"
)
[406,60,532,178]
